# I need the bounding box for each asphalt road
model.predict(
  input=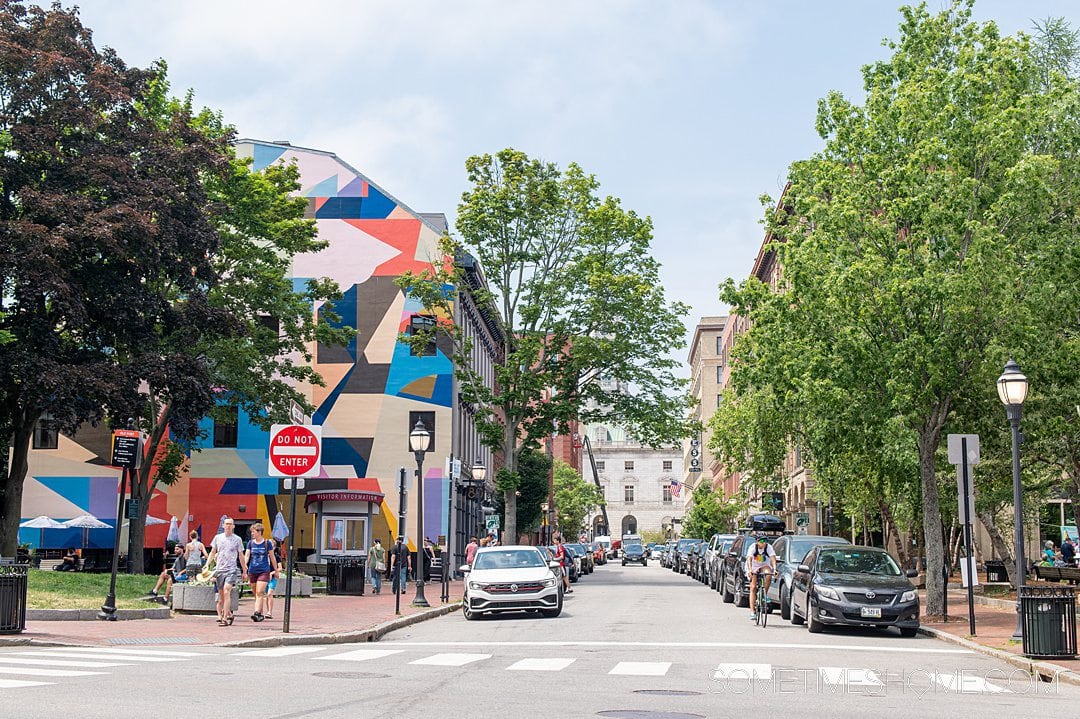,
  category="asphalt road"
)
[3,562,1077,718]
